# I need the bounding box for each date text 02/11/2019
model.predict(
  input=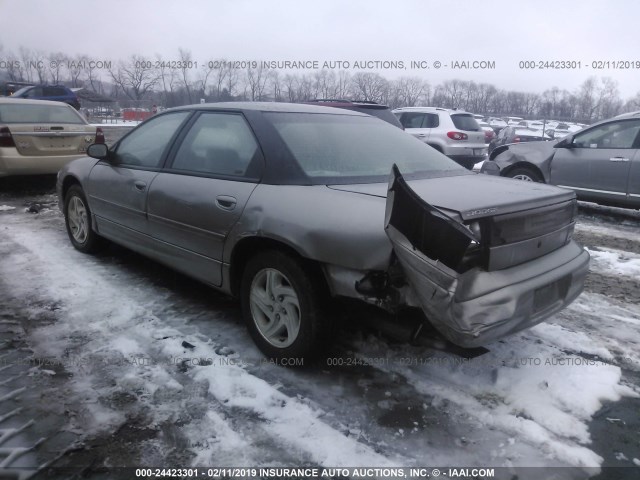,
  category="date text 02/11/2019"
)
[518,60,640,69]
